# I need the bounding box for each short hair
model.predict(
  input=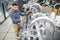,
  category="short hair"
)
[26,8,29,11]
[12,3,18,6]
[26,8,32,13]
